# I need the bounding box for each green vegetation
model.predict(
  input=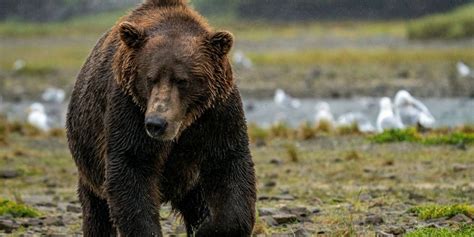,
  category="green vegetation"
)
[410,204,474,220]
[408,3,474,40]
[406,225,474,237]
[248,48,474,66]
[0,199,40,218]
[370,128,420,143]
[0,116,9,145]
[0,10,126,38]
[284,143,300,163]
[370,128,474,145]
[248,124,474,146]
